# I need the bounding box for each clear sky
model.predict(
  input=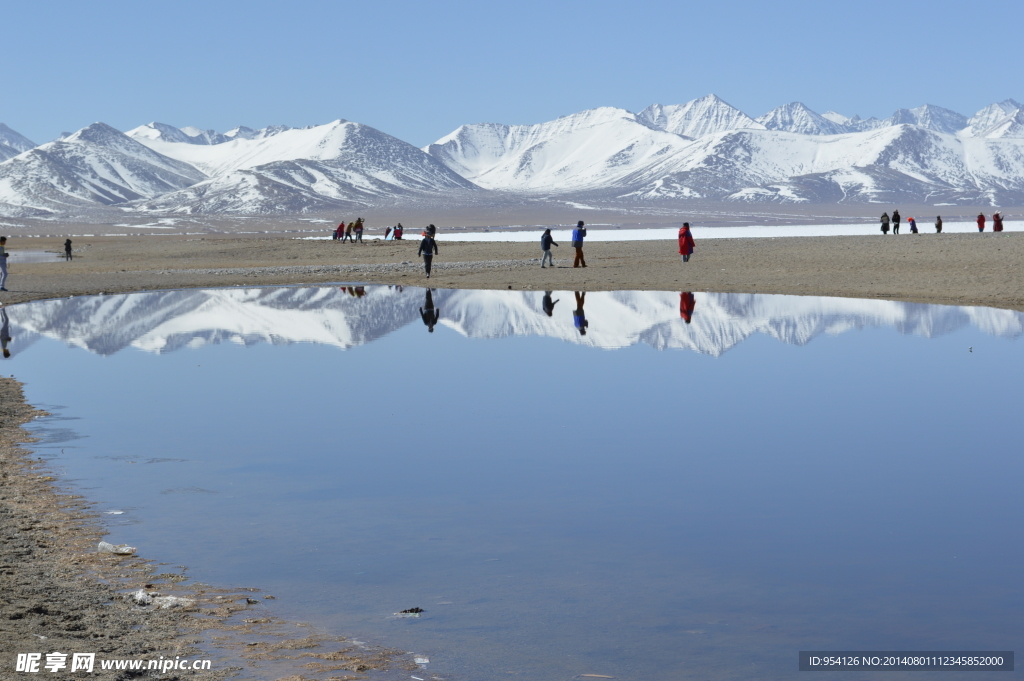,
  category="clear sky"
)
[3,0,1019,148]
